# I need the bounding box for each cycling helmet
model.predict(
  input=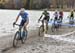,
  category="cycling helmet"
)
[20,8,25,13]
[44,9,47,12]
